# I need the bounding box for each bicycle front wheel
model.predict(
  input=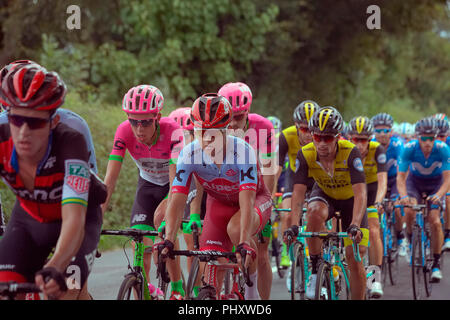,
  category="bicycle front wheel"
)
[411,229,424,300]
[117,273,143,300]
[315,262,331,300]
[290,242,306,300]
